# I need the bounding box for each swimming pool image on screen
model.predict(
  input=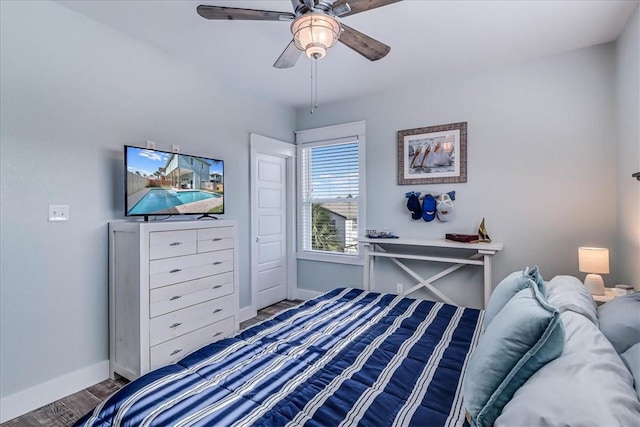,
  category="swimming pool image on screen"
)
[128,188,221,215]
[125,146,224,216]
